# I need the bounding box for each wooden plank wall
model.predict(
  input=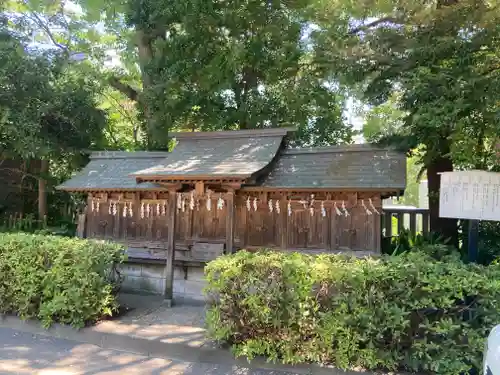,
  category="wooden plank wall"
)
[85,192,382,253]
